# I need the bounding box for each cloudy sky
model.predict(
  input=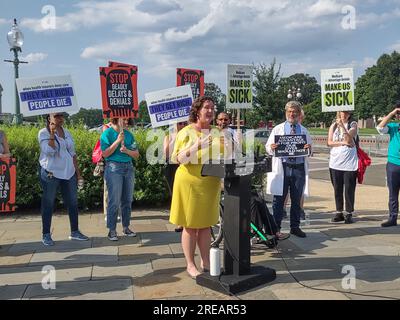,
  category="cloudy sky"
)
[0,0,400,114]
